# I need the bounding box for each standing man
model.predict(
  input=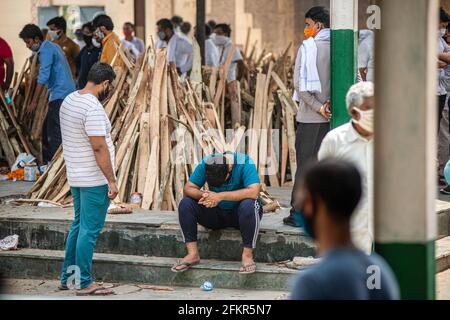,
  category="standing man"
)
[47,16,80,79]
[156,18,193,77]
[213,23,244,128]
[121,22,145,61]
[171,15,184,34]
[0,37,14,93]
[73,23,86,50]
[284,6,331,227]
[290,159,399,300]
[19,24,75,164]
[59,62,117,296]
[75,22,102,89]
[173,152,262,274]
[93,14,123,67]
[204,24,219,68]
[318,82,374,254]
[358,30,374,82]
